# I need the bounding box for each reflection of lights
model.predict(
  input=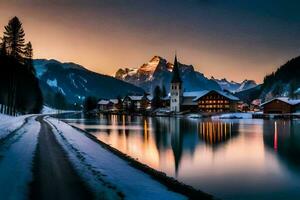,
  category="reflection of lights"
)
[274,121,278,151]
[144,119,149,142]
[199,121,231,145]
